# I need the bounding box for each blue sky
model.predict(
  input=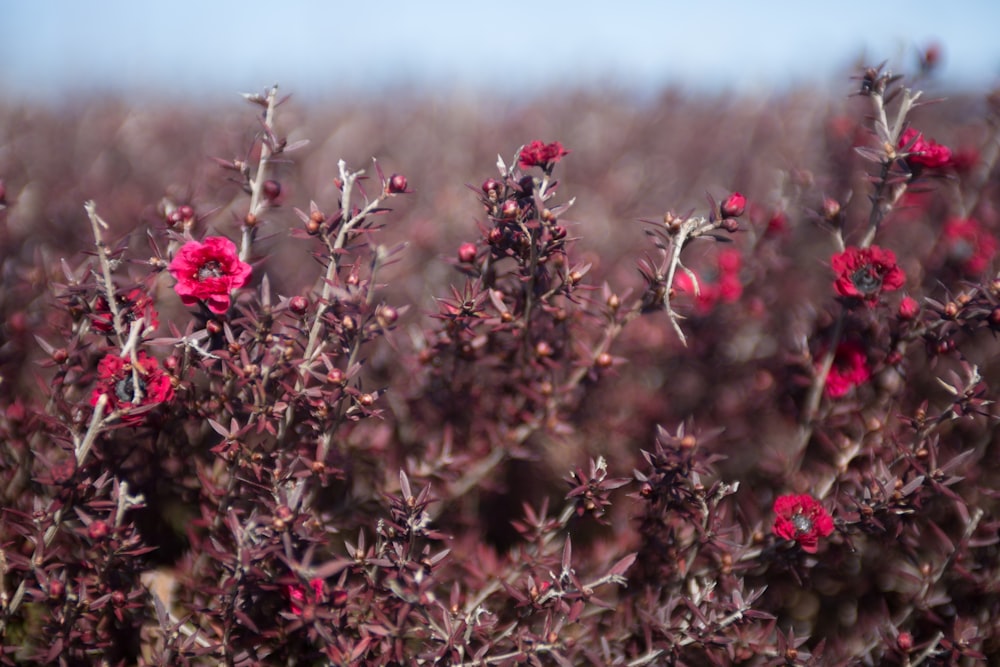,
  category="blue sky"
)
[4,1,999,103]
